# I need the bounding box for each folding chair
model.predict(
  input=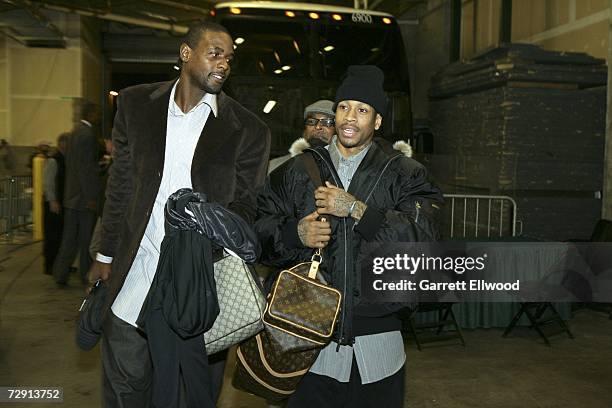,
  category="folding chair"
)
[502,301,573,346]
[502,248,589,346]
[402,303,465,351]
